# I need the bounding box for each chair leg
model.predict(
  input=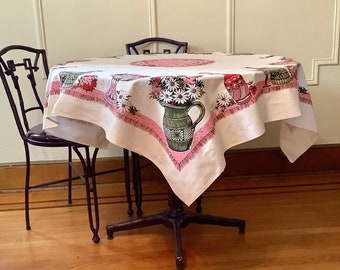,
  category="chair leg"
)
[67,146,72,204]
[23,143,101,240]
[73,146,100,243]
[89,148,100,243]
[123,149,133,216]
[132,152,143,216]
[24,143,31,230]
[195,196,202,213]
